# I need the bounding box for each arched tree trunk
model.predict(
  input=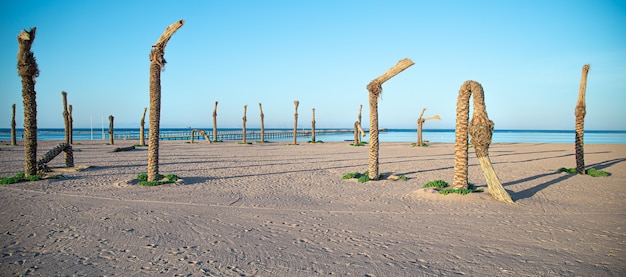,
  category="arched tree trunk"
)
[212,101,218,141]
[10,104,17,146]
[452,80,513,203]
[575,64,590,174]
[62,91,70,144]
[366,58,414,180]
[259,103,265,143]
[17,27,39,177]
[68,104,73,144]
[292,100,299,145]
[147,19,184,182]
[108,115,114,145]
[242,105,247,144]
[311,108,316,142]
[139,107,147,146]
